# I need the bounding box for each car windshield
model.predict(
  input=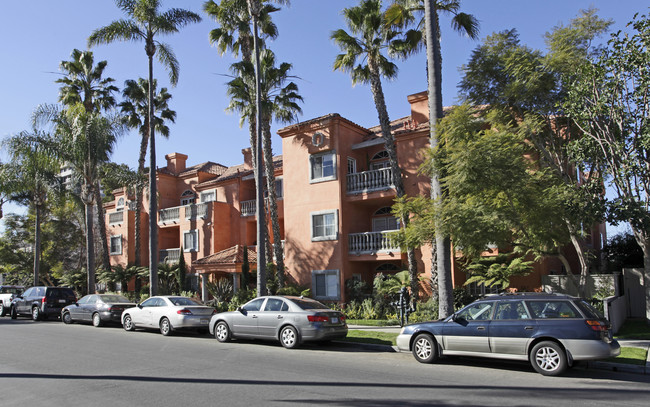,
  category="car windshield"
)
[47,288,76,299]
[100,295,130,303]
[169,297,202,306]
[292,298,330,310]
